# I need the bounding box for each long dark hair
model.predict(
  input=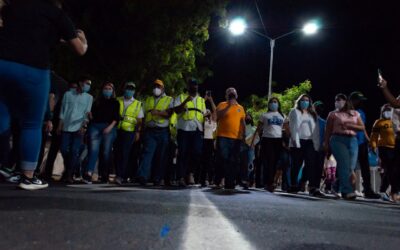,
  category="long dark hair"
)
[294,94,317,121]
[267,97,284,117]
